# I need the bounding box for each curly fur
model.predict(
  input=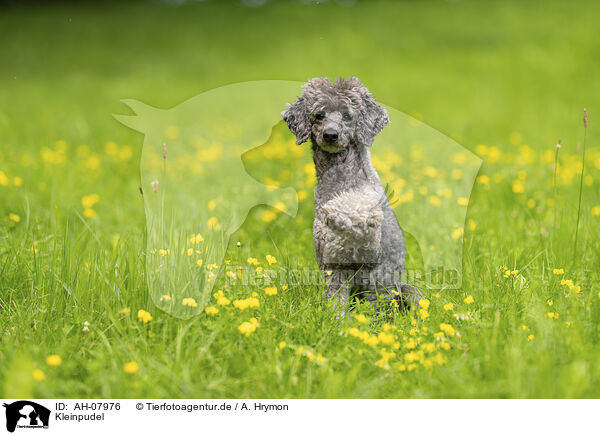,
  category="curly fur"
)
[317,187,384,266]
[283,77,421,312]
